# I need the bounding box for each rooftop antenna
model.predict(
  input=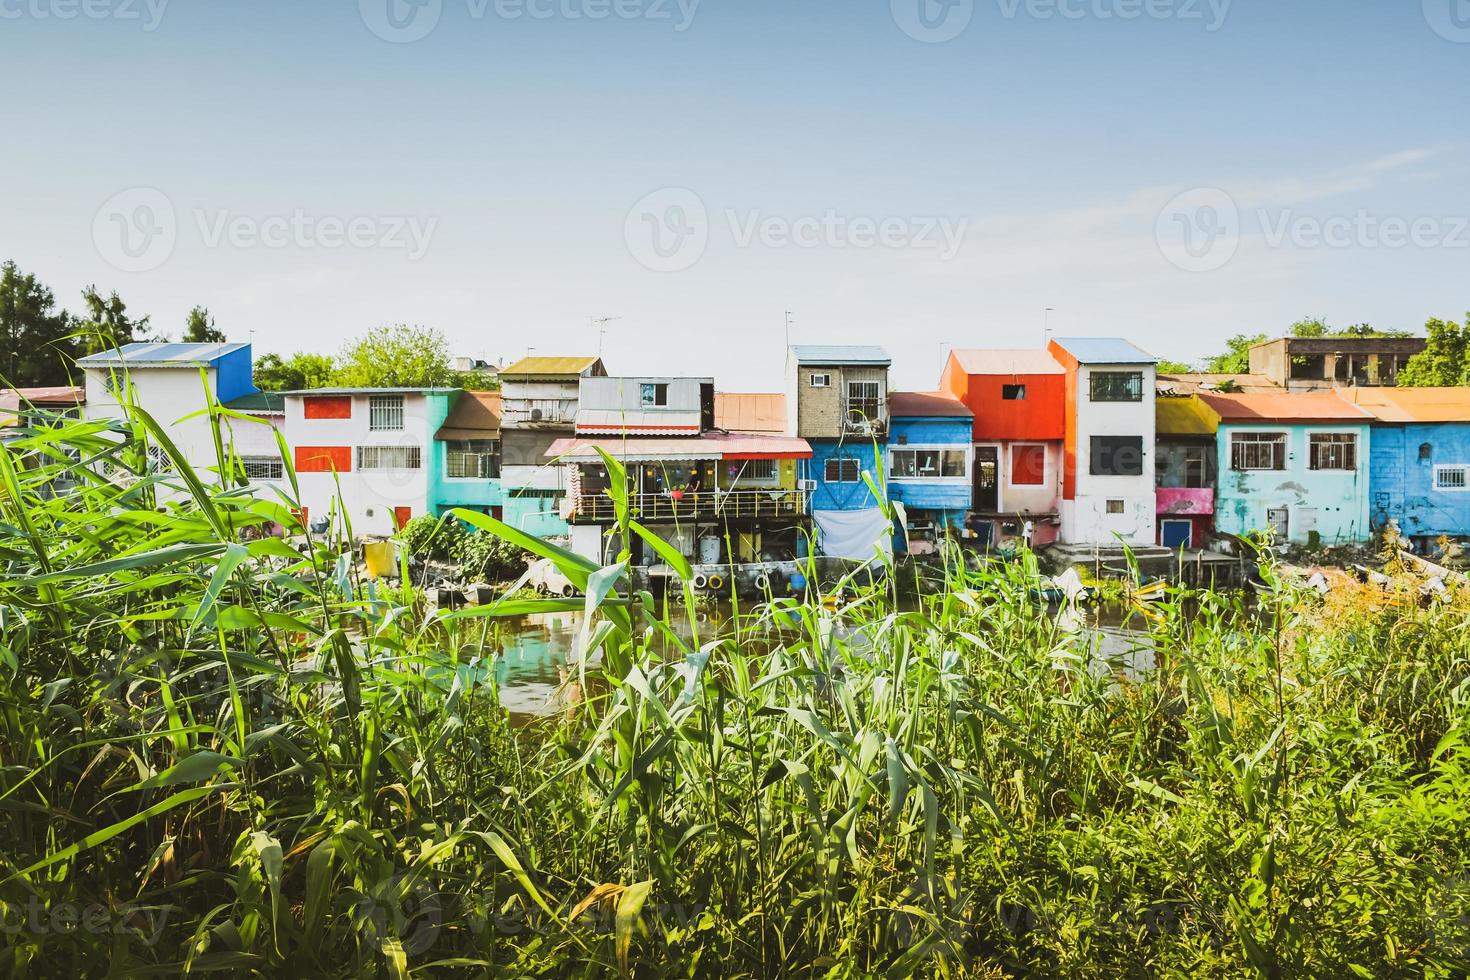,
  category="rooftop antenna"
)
[593,315,622,357]
[784,310,794,349]
[1043,307,1055,346]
